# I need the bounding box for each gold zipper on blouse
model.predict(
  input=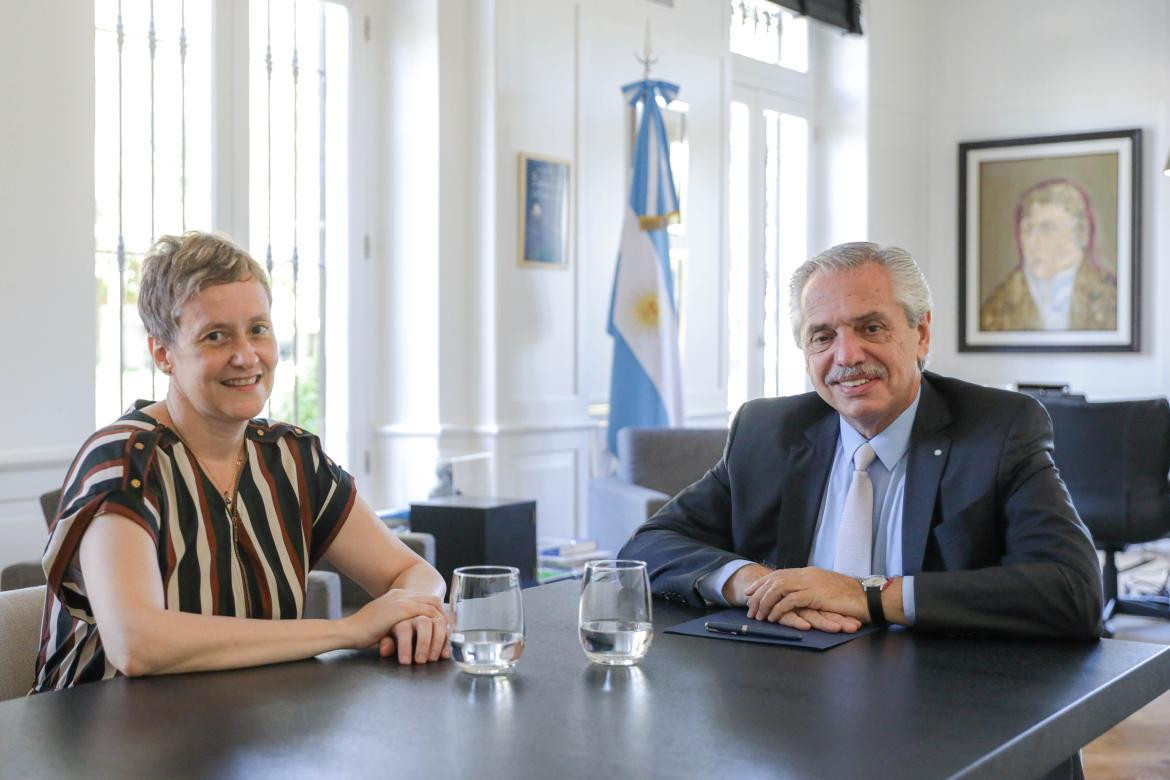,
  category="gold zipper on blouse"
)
[163,419,253,618]
[223,451,252,618]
